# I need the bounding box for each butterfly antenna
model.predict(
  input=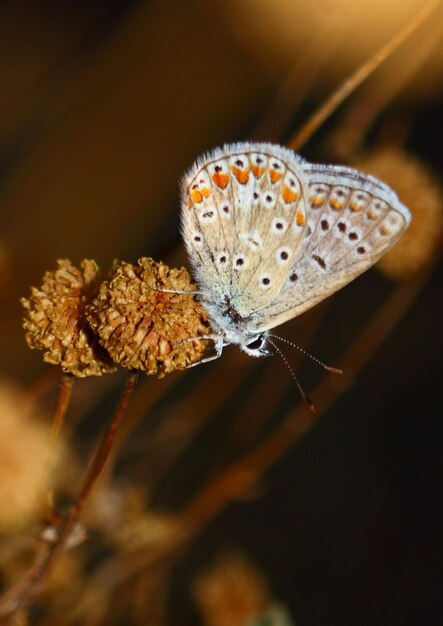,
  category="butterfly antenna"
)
[268,334,343,375]
[267,338,316,414]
